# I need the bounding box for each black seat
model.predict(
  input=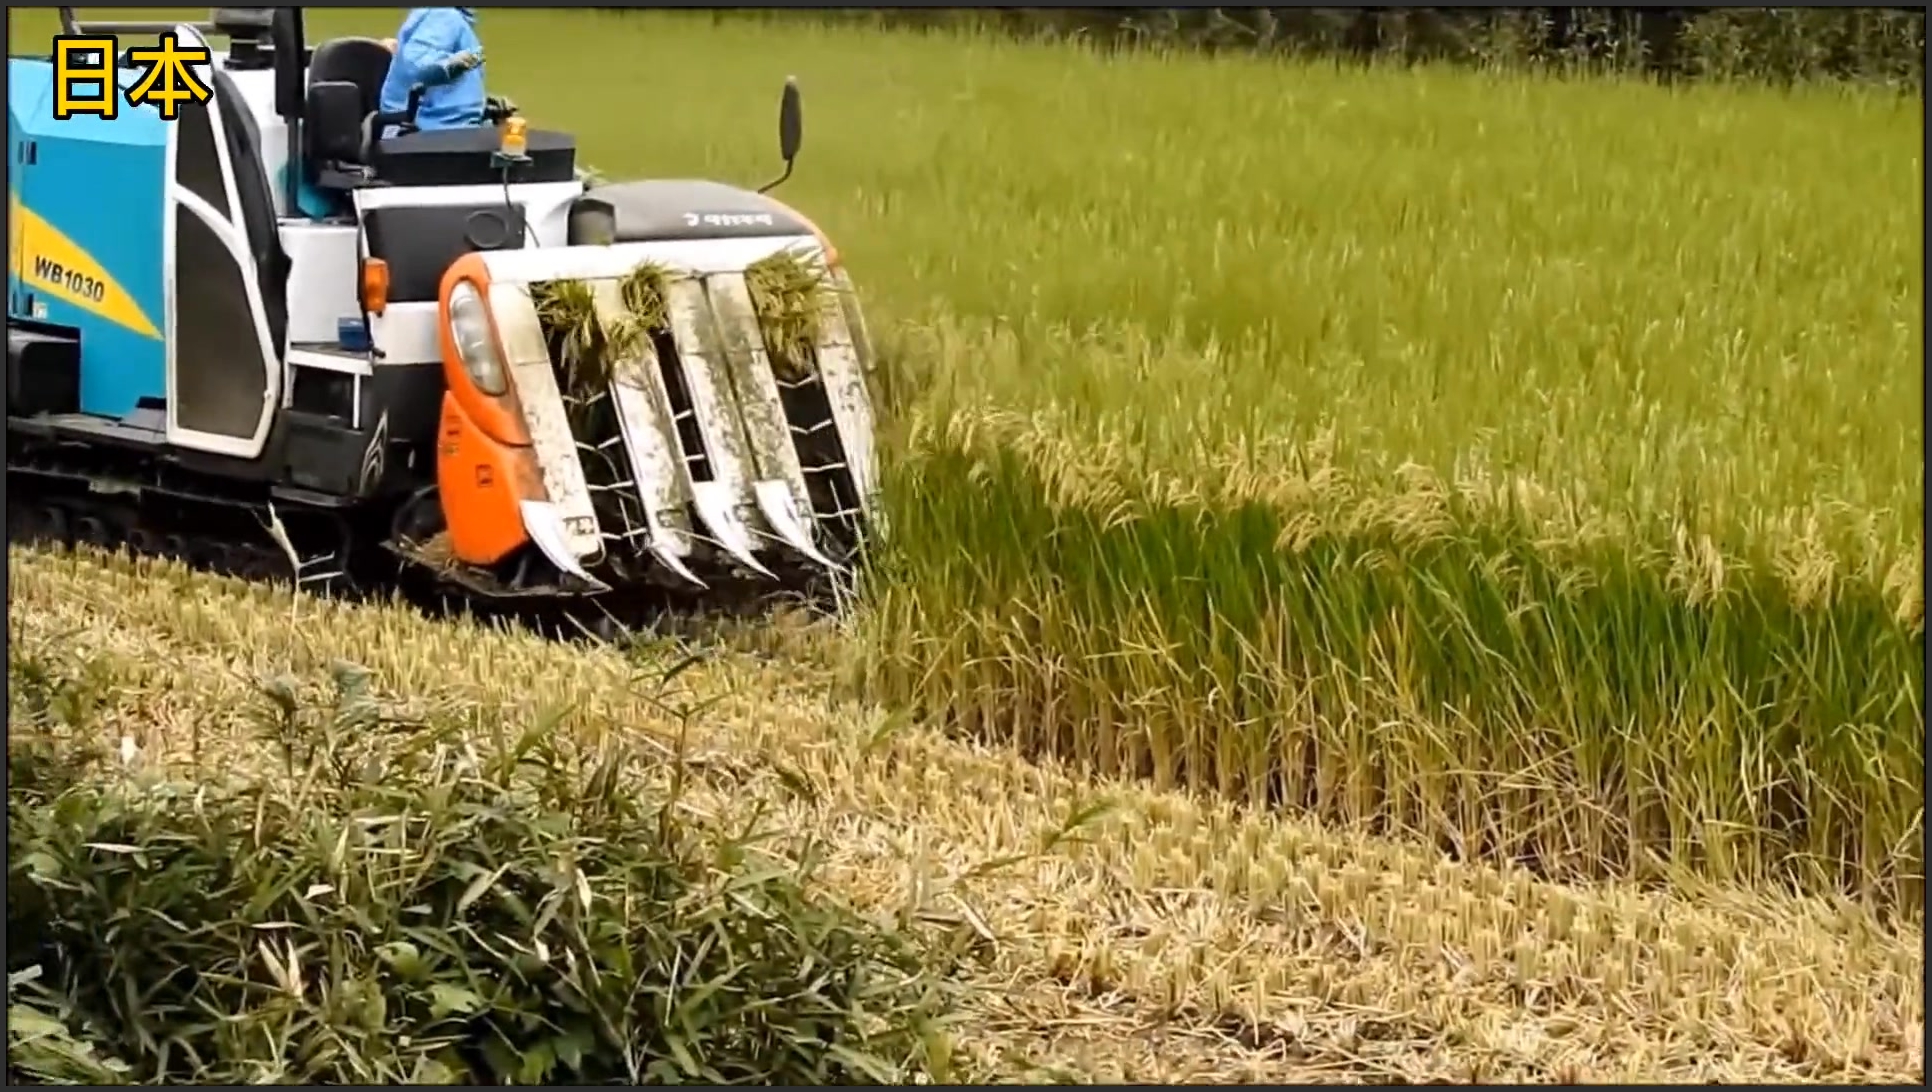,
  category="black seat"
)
[306,81,368,170]
[303,37,395,185]
[307,36,393,119]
